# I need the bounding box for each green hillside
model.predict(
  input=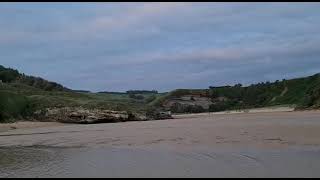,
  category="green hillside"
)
[152,73,320,112]
[0,64,319,122]
[0,65,68,91]
[0,65,153,122]
[208,73,320,111]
